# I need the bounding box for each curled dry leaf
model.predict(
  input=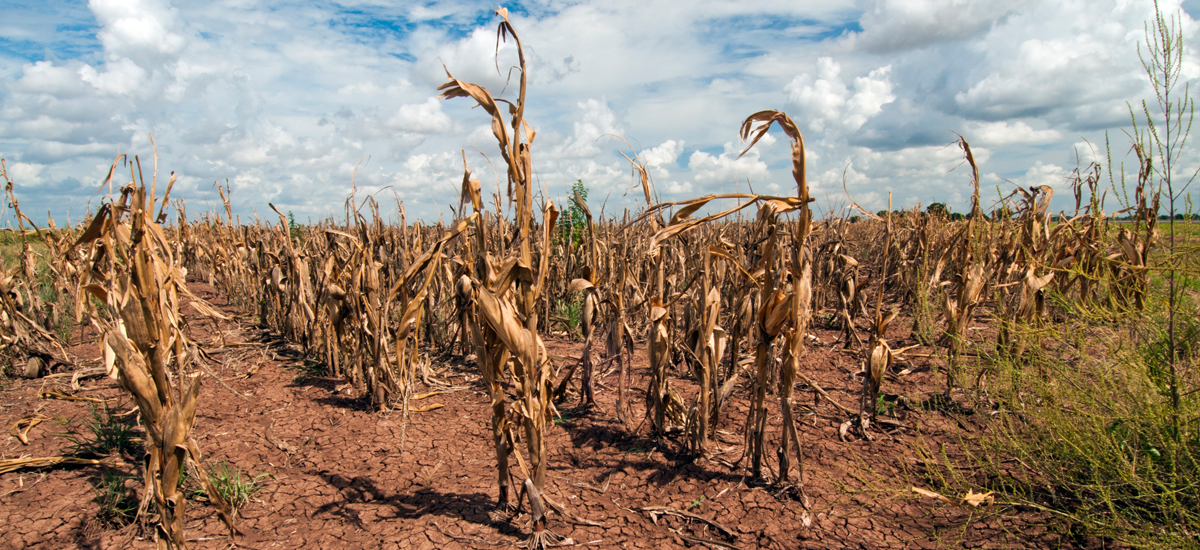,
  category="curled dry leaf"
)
[912,486,995,508]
